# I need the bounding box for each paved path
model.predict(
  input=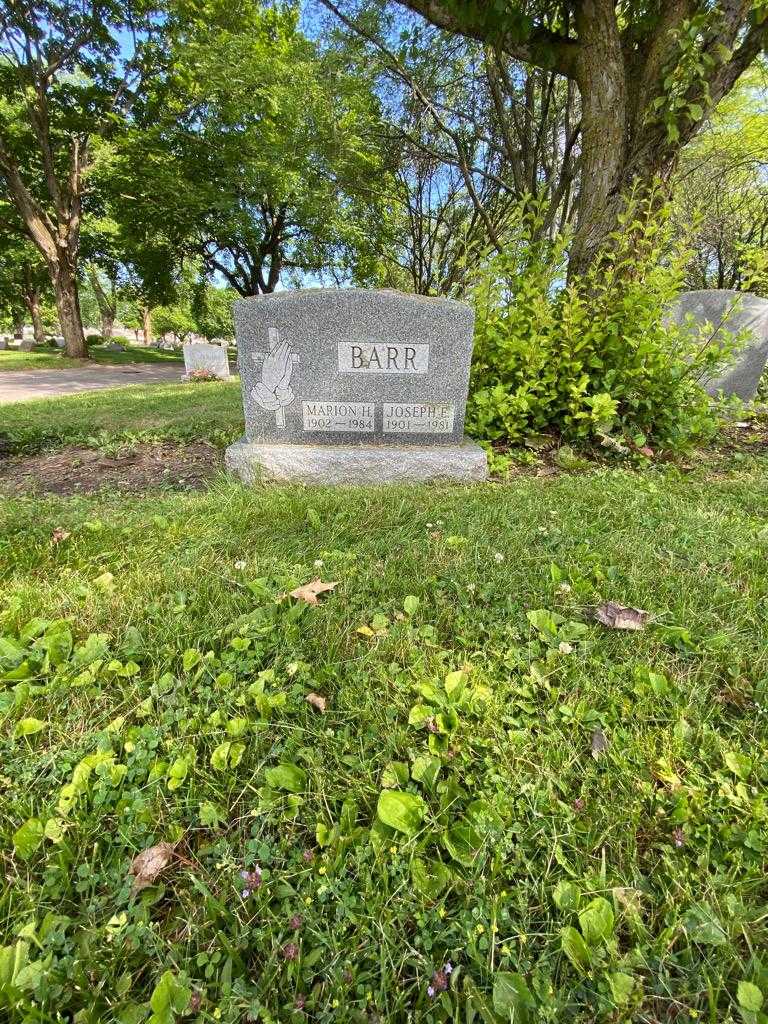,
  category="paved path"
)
[0,364,184,404]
